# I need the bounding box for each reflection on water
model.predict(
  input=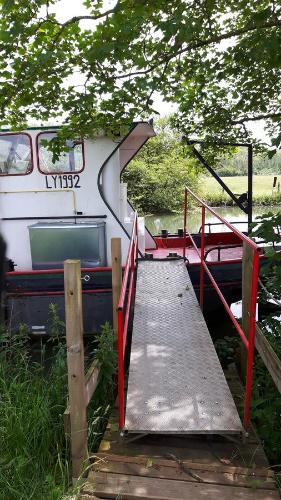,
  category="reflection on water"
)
[145,206,281,235]
[230,300,259,320]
